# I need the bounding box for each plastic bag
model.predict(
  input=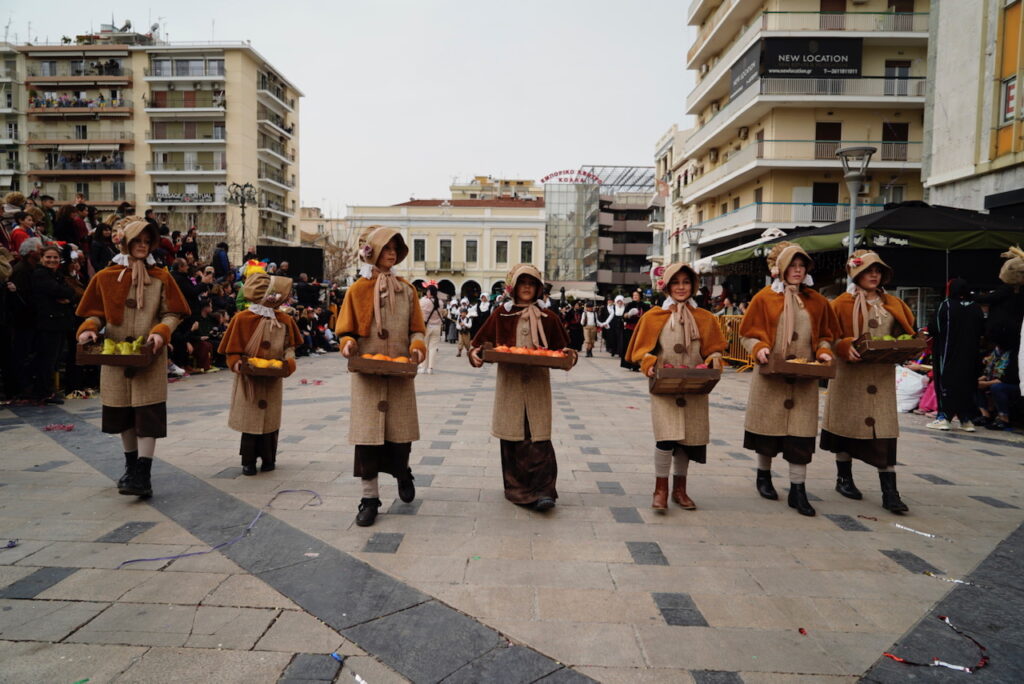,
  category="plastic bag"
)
[895,365,928,412]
